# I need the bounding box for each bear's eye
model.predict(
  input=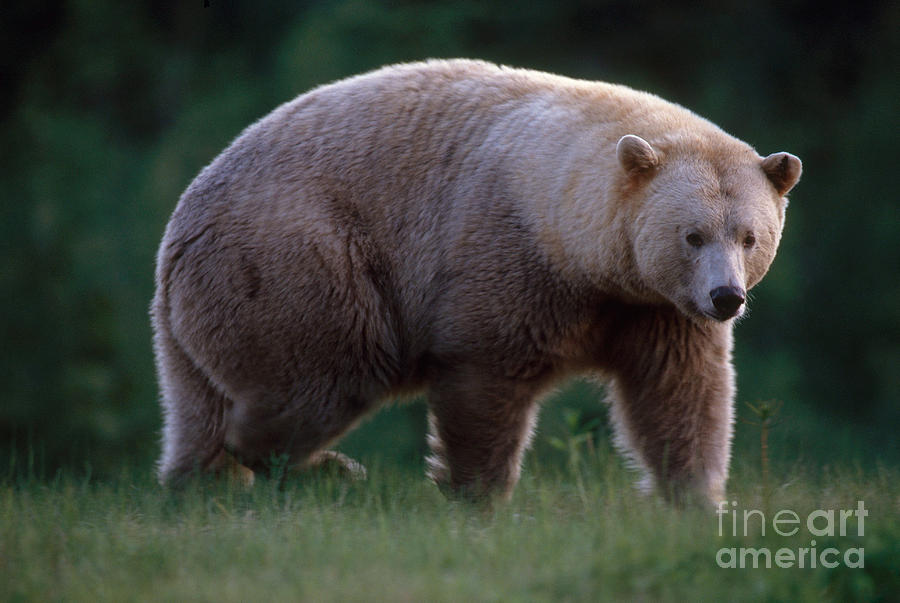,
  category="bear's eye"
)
[686,233,704,248]
[743,233,756,249]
